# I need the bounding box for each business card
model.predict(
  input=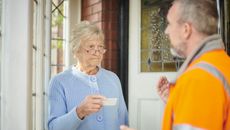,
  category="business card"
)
[103,98,117,106]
